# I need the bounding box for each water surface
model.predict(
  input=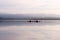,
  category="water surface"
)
[0,20,60,40]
